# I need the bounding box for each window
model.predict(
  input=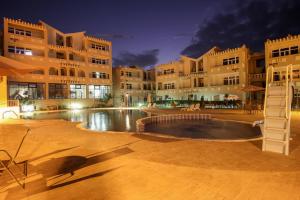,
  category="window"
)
[8,46,32,55]
[125,71,132,77]
[69,68,76,77]
[164,83,175,89]
[49,83,67,99]
[8,27,32,36]
[78,70,85,77]
[121,83,124,89]
[158,83,162,90]
[163,69,174,75]
[91,58,109,65]
[69,54,74,60]
[56,52,65,59]
[91,43,109,51]
[91,72,109,79]
[223,57,239,65]
[70,84,86,99]
[126,84,132,89]
[8,27,14,33]
[66,36,72,47]
[280,48,289,56]
[272,50,280,57]
[60,68,67,76]
[223,59,228,65]
[198,78,204,87]
[224,76,239,85]
[9,82,44,100]
[191,61,196,72]
[291,46,299,55]
[121,71,124,76]
[49,67,59,76]
[56,33,64,46]
[88,85,111,99]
